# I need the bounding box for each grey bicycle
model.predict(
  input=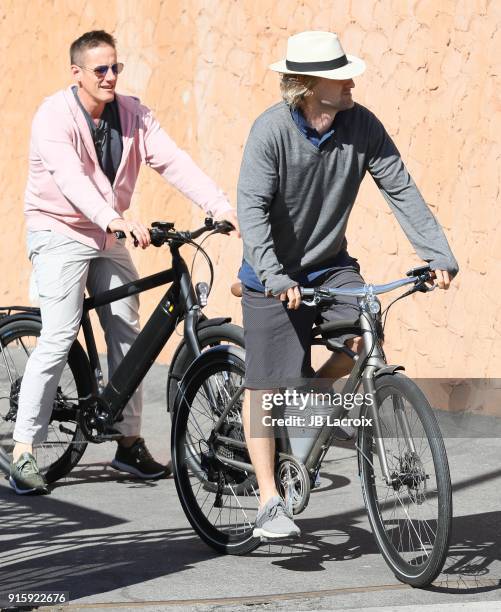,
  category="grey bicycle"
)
[171,264,452,588]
